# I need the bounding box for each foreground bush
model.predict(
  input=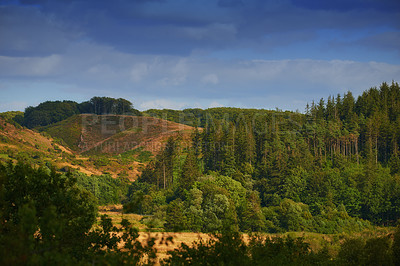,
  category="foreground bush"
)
[163,227,400,265]
[163,231,331,265]
[0,162,156,265]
